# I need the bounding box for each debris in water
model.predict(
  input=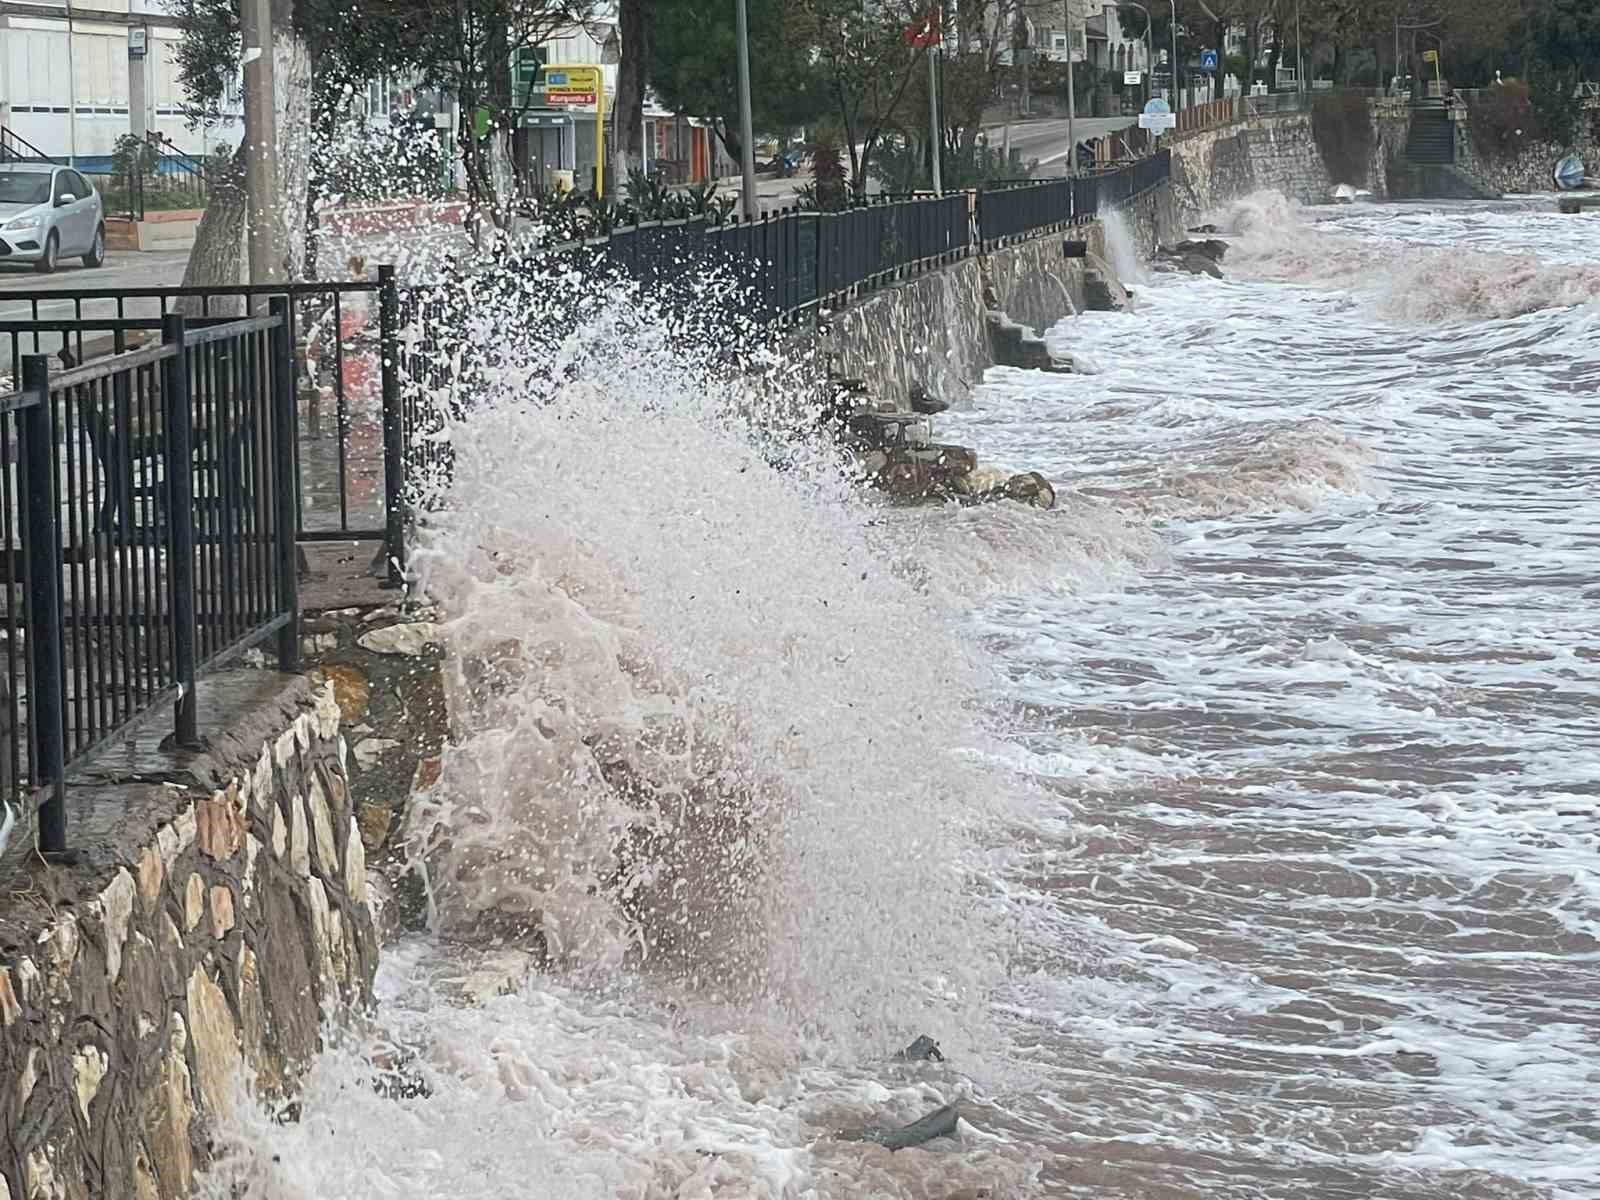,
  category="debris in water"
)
[896,1034,944,1062]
